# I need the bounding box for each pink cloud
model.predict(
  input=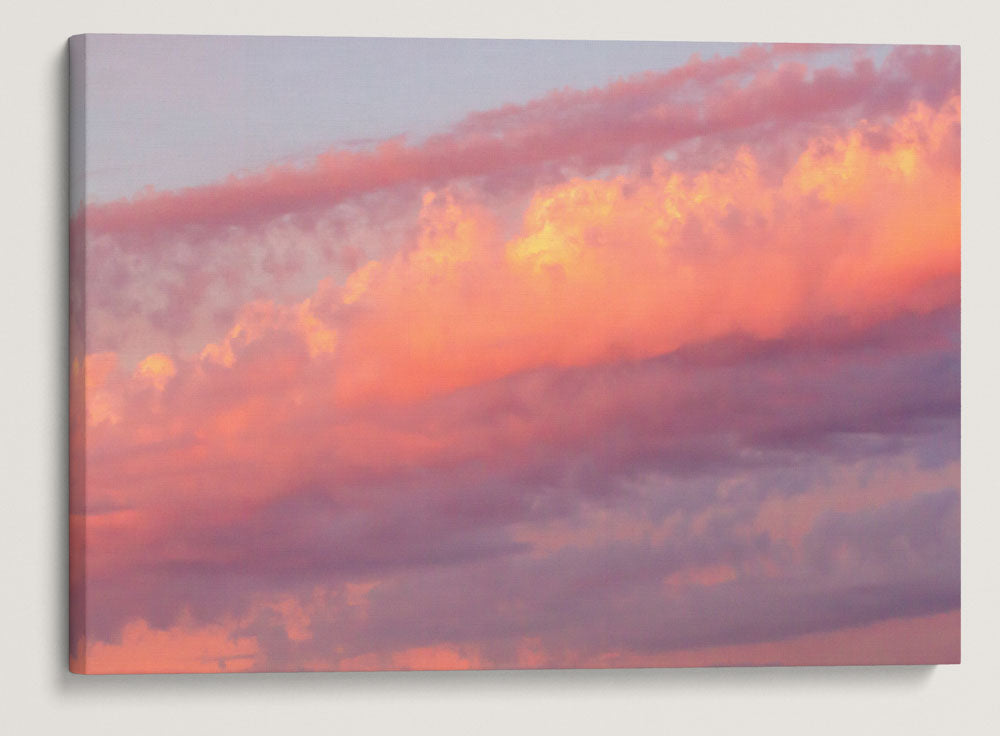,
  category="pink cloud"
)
[603,610,960,668]
[74,616,259,674]
[78,45,957,243]
[70,43,961,672]
[76,93,959,582]
[74,45,959,358]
